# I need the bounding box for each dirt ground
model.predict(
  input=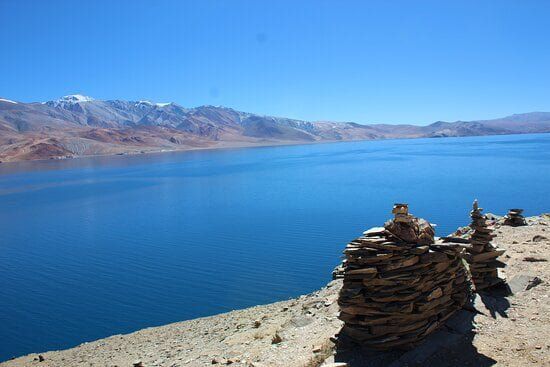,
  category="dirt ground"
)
[2,215,549,367]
